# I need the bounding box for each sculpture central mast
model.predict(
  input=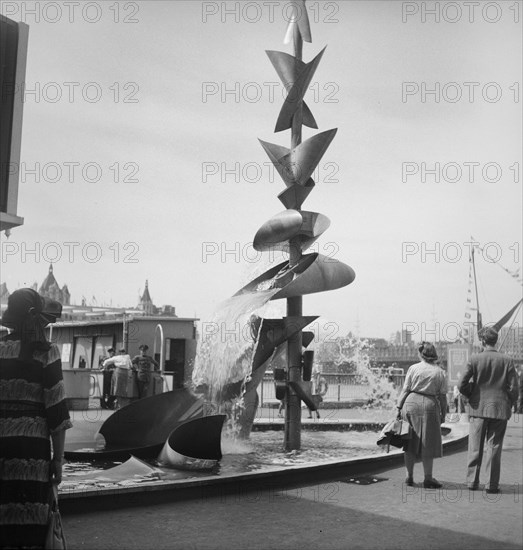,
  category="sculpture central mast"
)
[235,0,356,450]
[285,8,305,451]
